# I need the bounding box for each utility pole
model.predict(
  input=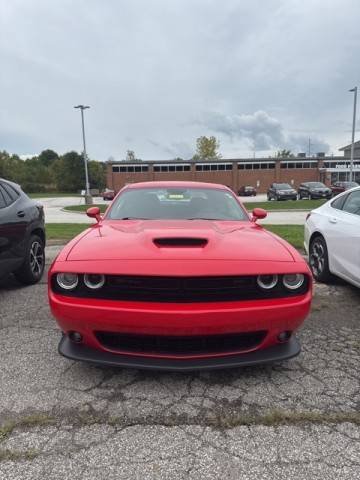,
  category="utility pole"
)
[74,105,93,205]
[308,137,311,158]
[349,87,357,182]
